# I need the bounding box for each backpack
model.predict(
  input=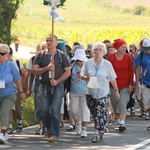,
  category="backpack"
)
[16,59,21,75]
